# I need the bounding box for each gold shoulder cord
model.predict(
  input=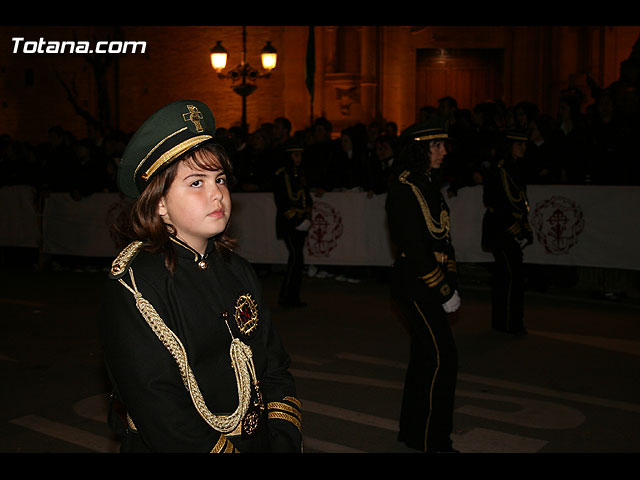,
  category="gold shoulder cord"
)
[284,171,305,204]
[500,167,530,213]
[117,268,257,435]
[399,171,450,240]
